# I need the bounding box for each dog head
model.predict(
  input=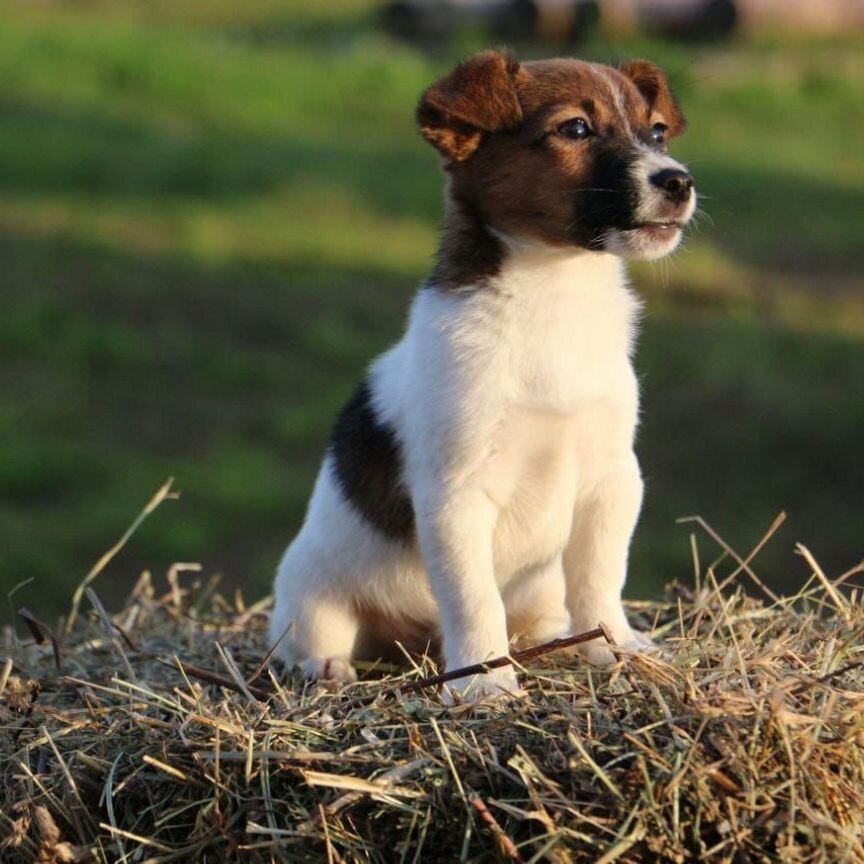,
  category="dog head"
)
[418,51,695,261]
